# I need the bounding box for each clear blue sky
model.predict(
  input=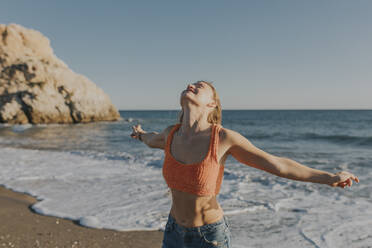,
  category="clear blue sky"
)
[1,1,371,110]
